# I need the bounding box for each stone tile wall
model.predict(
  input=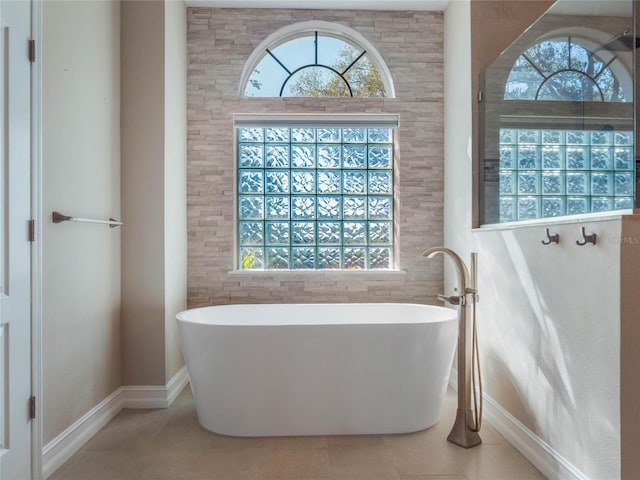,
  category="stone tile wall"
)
[187,8,444,306]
